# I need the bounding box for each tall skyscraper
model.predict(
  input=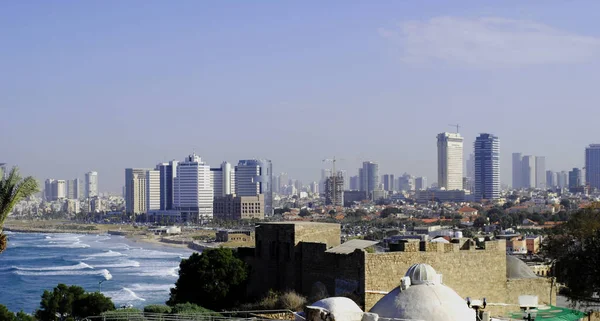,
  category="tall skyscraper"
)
[586,144,600,190]
[324,173,344,206]
[174,154,213,221]
[557,171,568,189]
[156,160,178,211]
[235,159,273,216]
[279,172,288,190]
[349,175,359,190]
[85,171,98,198]
[125,168,149,215]
[437,132,464,190]
[415,177,427,190]
[382,174,395,192]
[521,156,536,189]
[54,180,66,200]
[474,133,500,201]
[535,156,546,189]
[512,153,523,189]
[398,173,415,192]
[146,169,160,212]
[44,179,55,201]
[211,161,236,198]
[466,154,475,180]
[569,168,582,188]
[67,178,80,199]
[546,171,556,189]
[359,161,379,194]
